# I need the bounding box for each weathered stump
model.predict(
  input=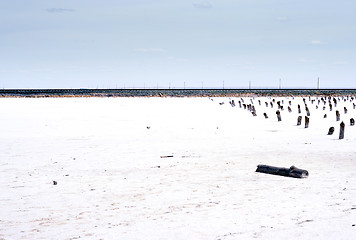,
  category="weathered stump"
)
[256,165,309,178]
[329,103,333,111]
[350,118,355,126]
[263,113,268,119]
[276,110,282,121]
[327,127,335,135]
[305,116,309,128]
[297,116,302,126]
[336,110,340,121]
[339,121,345,139]
[243,104,246,109]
